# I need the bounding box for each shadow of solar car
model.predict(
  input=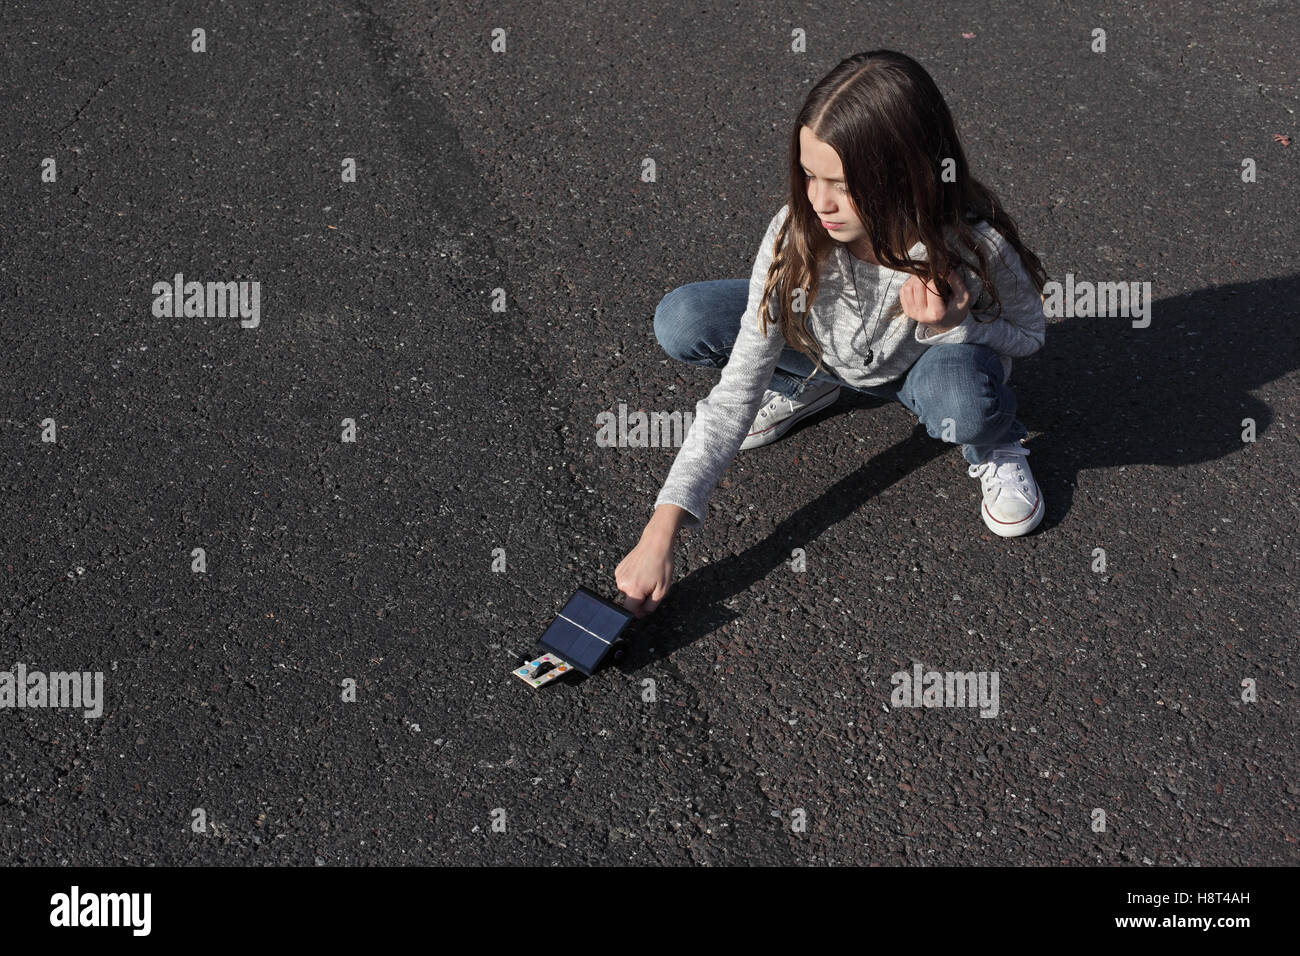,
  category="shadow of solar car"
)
[514,587,635,688]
